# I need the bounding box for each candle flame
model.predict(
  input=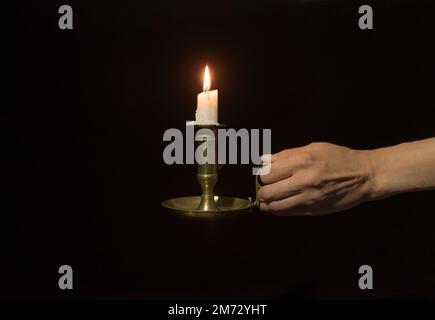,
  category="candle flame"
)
[203,65,211,92]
